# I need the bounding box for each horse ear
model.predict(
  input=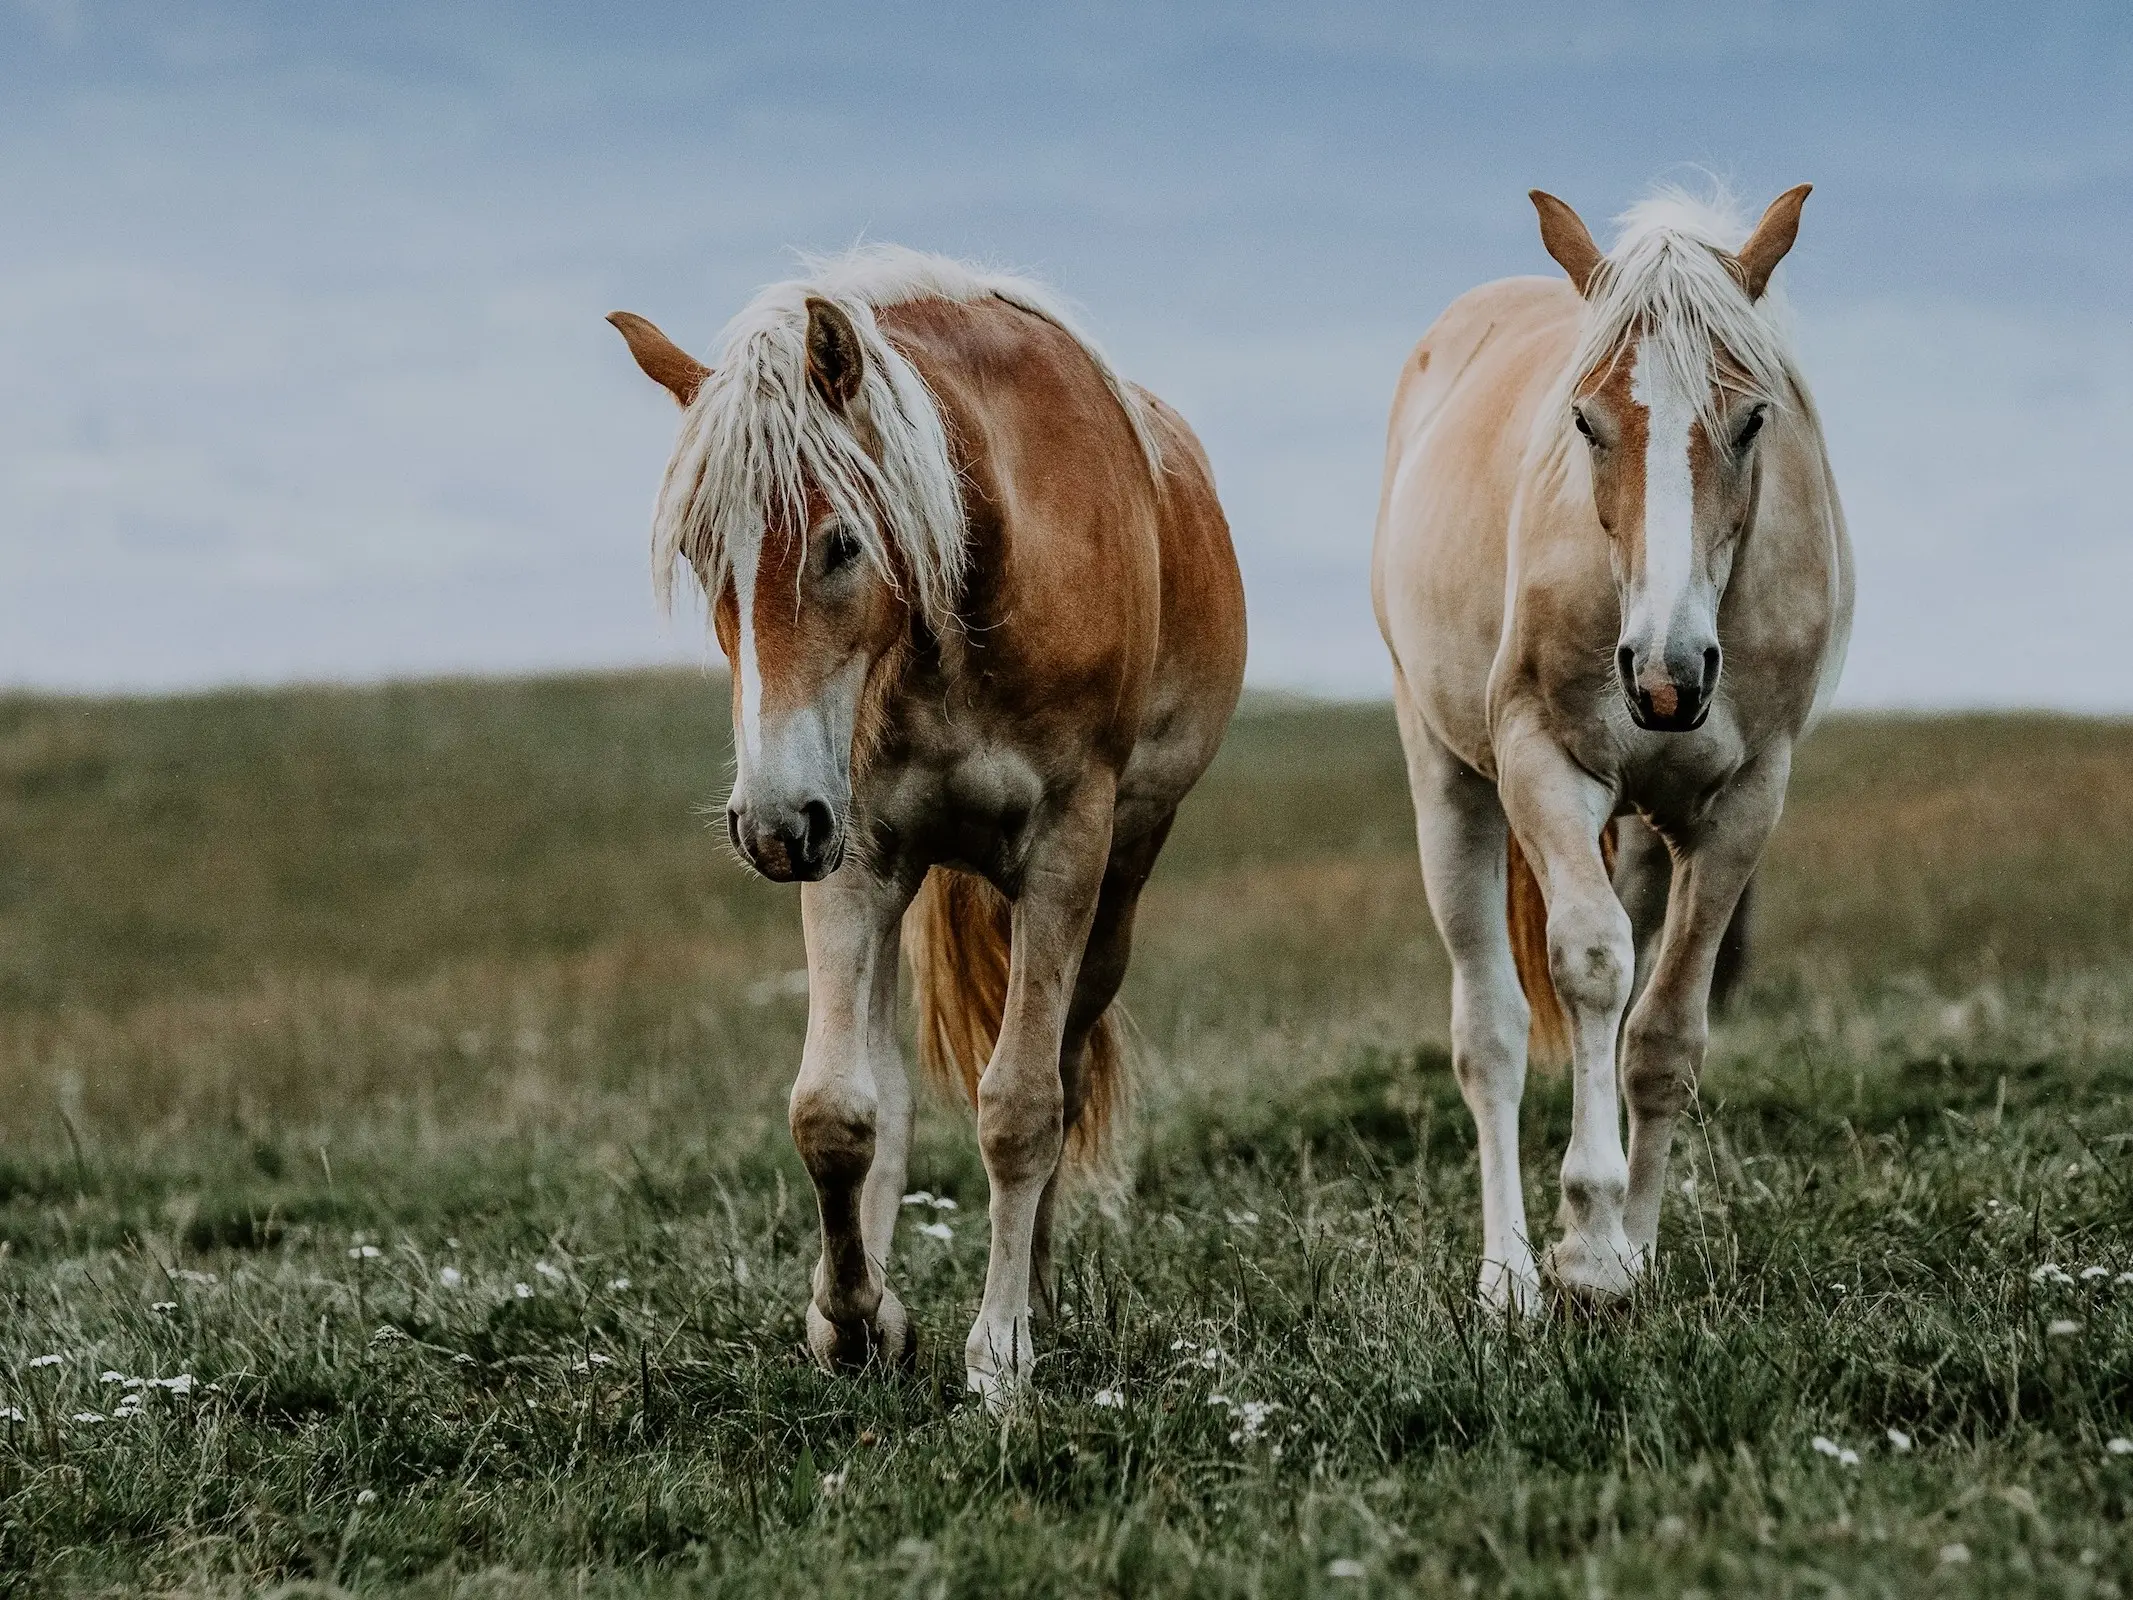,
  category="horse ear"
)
[607,312,710,407]
[1529,190,1605,297]
[1733,184,1812,300]
[804,296,864,409]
